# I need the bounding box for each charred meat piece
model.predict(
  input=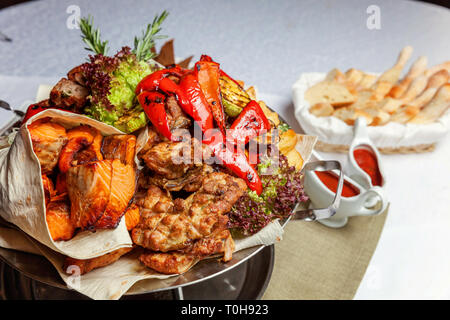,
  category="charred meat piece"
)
[146,164,214,192]
[140,138,209,179]
[63,247,134,275]
[139,251,197,275]
[49,78,89,111]
[67,65,86,86]
[188,229,235,262]
[188,172,247,236]
[132,172,246,253]
[46,200,76,241]
[165,95,191,130]
[137,125,162,158]
[28,119,68,175]
[139,229,235,275]
[131,186,201,252]
[101,134,136,166]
